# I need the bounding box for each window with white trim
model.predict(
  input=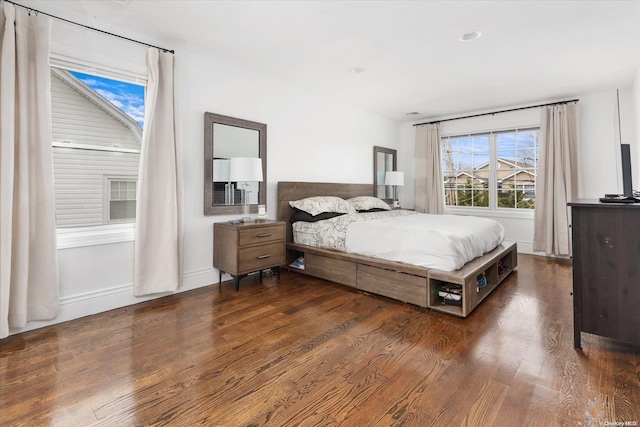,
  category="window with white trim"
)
[106,178,137,223]
[442,128,540,210]
[50,64,145,228]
